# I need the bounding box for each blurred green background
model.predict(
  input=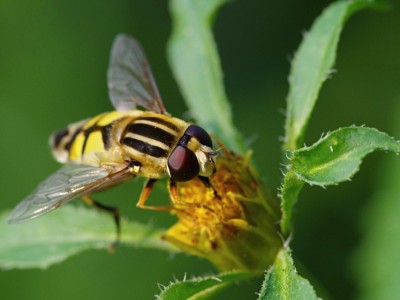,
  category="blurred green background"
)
[1,0,400,299]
